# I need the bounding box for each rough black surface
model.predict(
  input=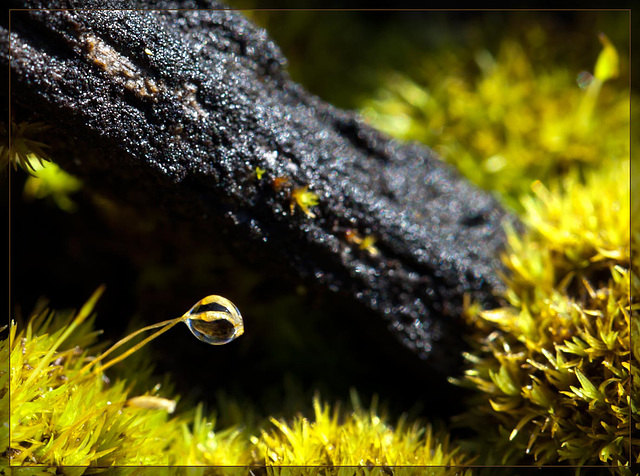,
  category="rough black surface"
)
[3,0,517,375]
